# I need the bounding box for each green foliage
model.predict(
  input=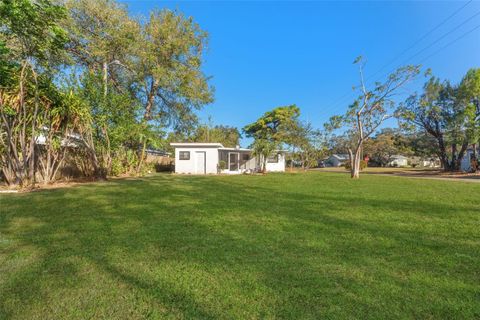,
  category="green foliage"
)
[110,156,124,176]
[0,0,68,64]
[459,68,480,146]
[327,61,420,178]
[251,138,278,173]
[344,159,367,170]
[193,124,241,147]
[398,70,479,171]
[363,128,414,166]
[244,105,300,173]
[64,0,139,69]
[218,160,227,170]
[132,8,213,124]
[243,105,300,141]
